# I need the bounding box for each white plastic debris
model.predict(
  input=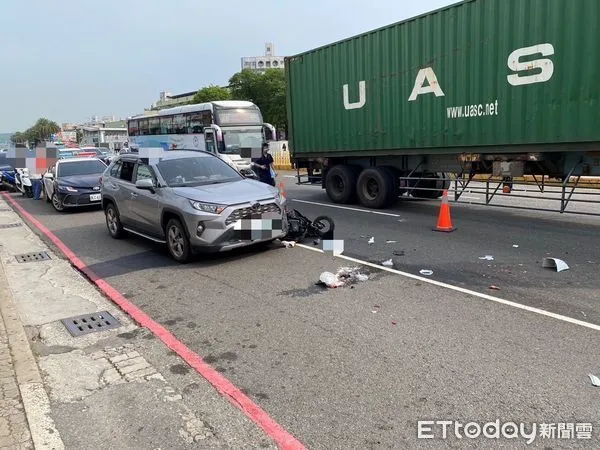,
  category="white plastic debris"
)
[419,269,433,276]
[368,237,375,245]
[281,240,296,248]
[319,267,368,288]
[479,255,494,261]
[382,259,394,267]
[337,267,369,283]
[513,244,519,248]
[542,257,569,272]
[589,374,600,387]
[319,272,344,288]
[386,240,397,244]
